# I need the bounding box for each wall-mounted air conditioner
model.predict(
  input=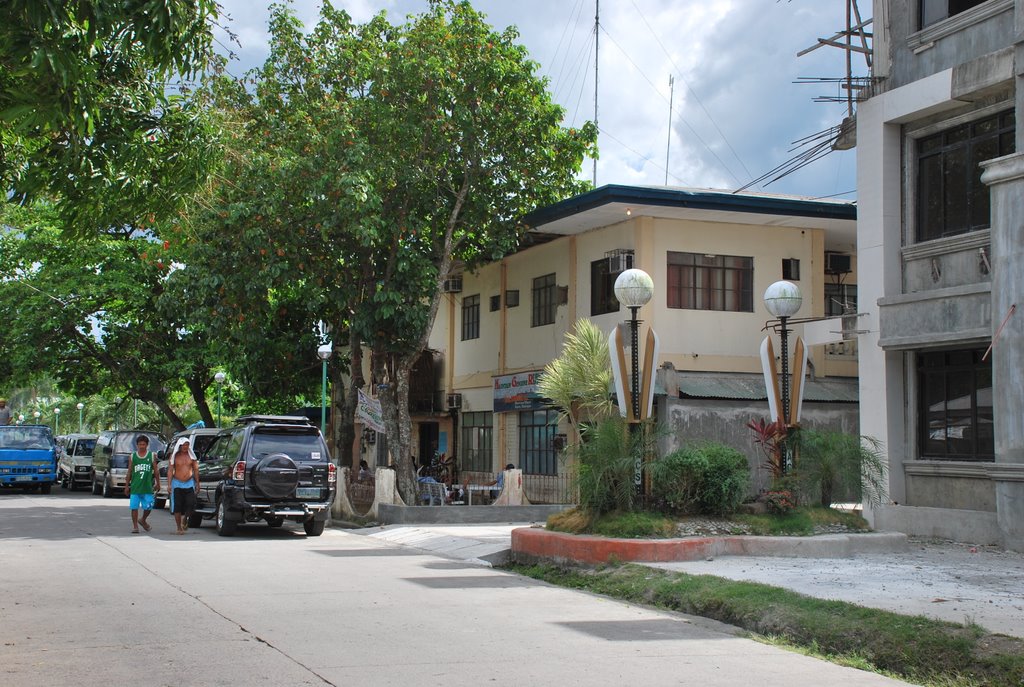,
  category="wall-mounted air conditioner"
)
[446,393,463,410]
[825,252,852,275]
